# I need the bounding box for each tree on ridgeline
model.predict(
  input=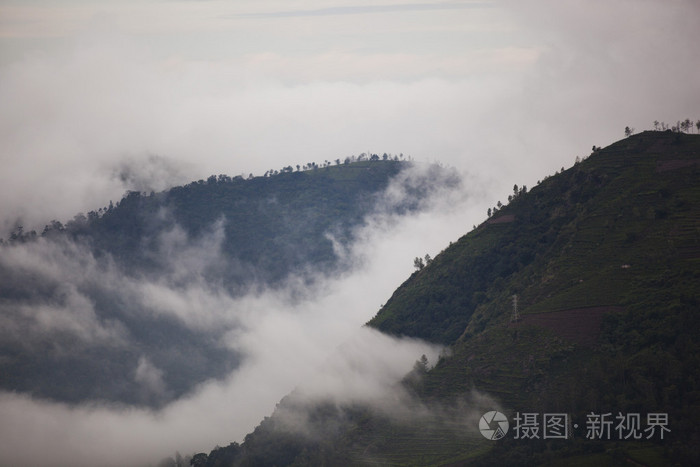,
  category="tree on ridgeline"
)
[413,256,425,270]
